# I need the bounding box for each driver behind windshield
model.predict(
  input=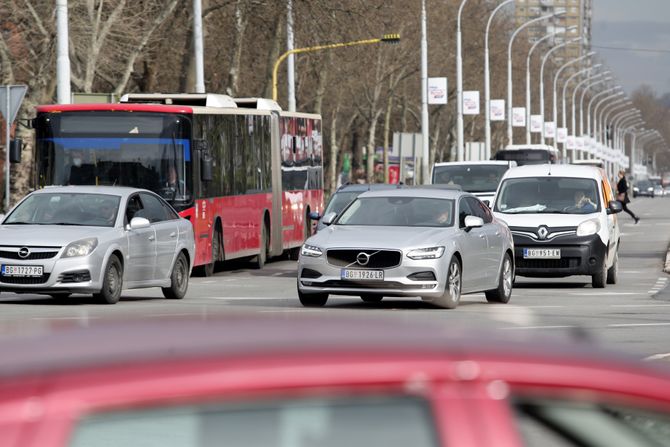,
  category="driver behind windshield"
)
[573,190,596,213]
